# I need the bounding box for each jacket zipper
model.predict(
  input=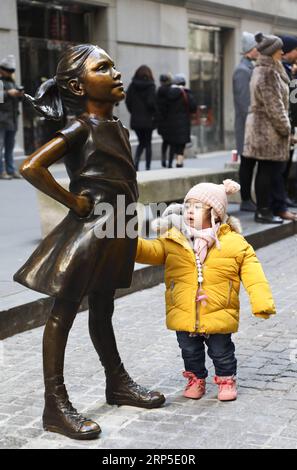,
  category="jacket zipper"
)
[195,288,200,331]
[227,280,233,307]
